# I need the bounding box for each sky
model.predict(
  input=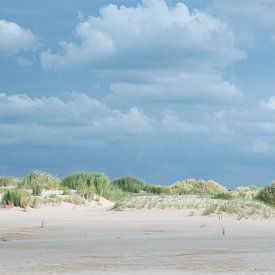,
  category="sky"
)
[1,0,275,187]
